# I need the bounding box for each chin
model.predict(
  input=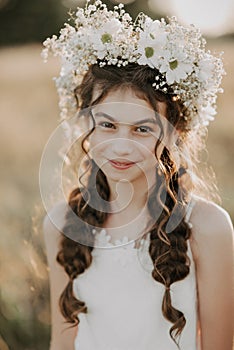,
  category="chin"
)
[103,165,143,183]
